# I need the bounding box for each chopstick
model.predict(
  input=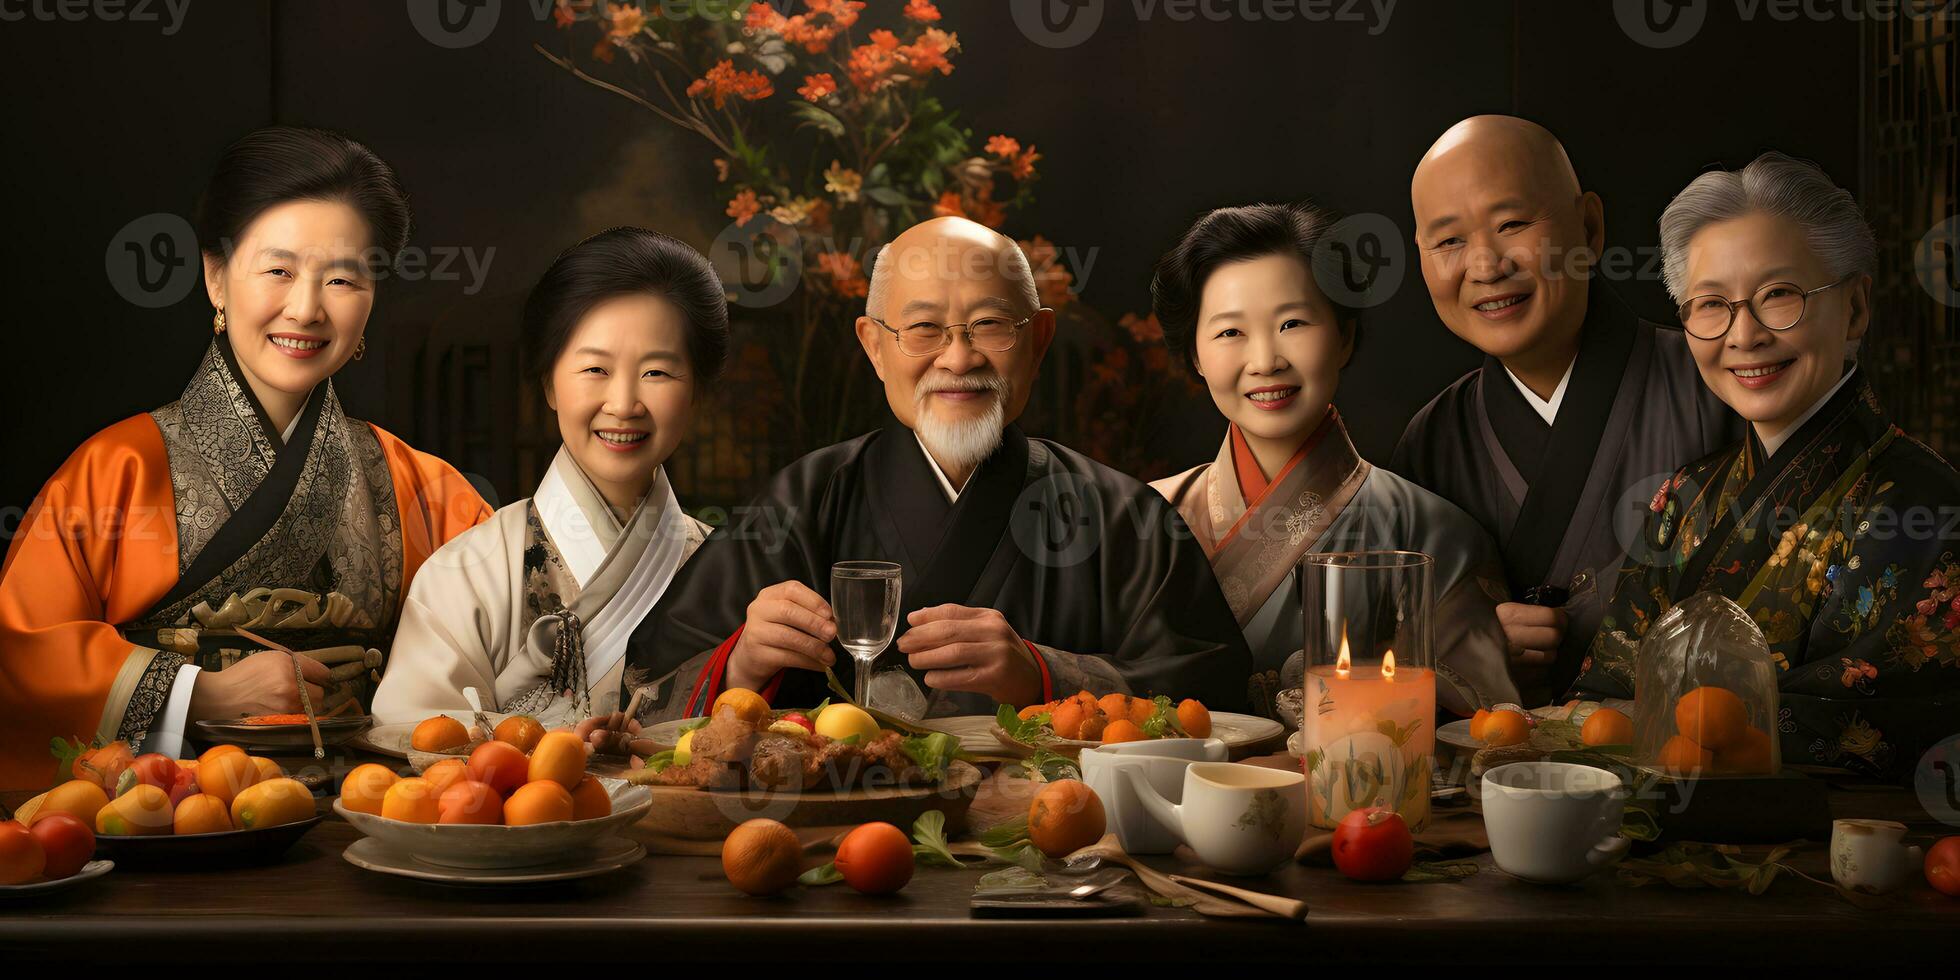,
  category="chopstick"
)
[235,627,324,759]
